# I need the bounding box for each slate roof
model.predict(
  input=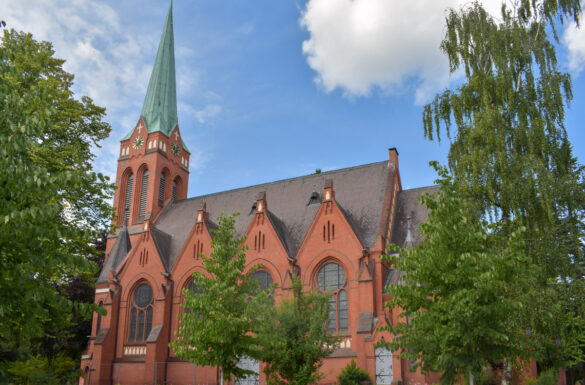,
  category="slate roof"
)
[98,224,131,283]
[100,161,436,281]
[390,185,439,247]
[155,160,396,269]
